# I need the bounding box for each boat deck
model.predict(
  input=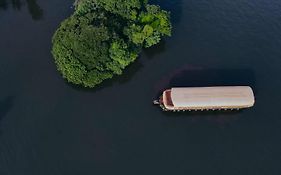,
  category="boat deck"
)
[160,87,255,111]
